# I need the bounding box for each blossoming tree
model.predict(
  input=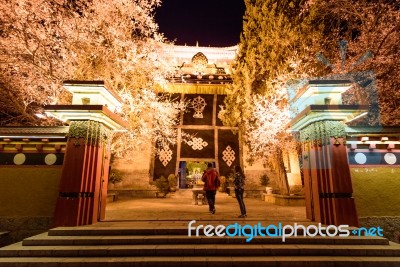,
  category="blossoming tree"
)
[307,0,400,125]
[222,0,399,194]
[221,0,320,195]
[0,0,184,156]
